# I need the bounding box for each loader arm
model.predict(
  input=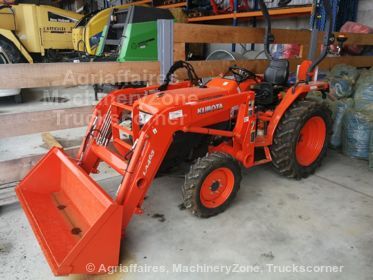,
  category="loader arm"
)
[109,89,255,228]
